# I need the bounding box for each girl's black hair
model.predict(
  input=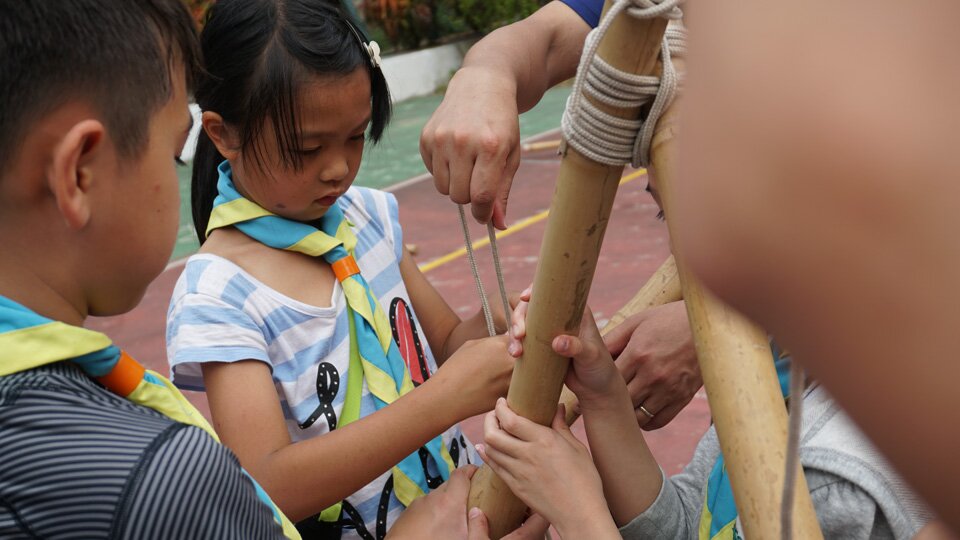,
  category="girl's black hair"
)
[192,0,391,243]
